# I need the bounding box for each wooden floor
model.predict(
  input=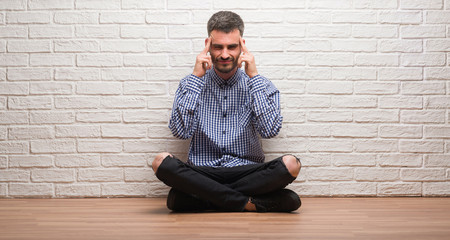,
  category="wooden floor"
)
[1,198,450,240]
